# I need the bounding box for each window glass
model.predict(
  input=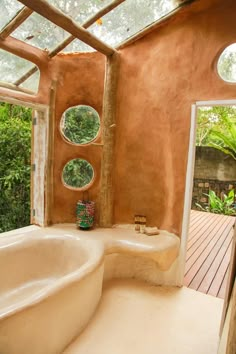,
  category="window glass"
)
[62,159,94,189]
[0,0,23,31]
[88,0,176,47]
[61,105,100,145]
[0,50,39,93]
[217,43,236,83]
